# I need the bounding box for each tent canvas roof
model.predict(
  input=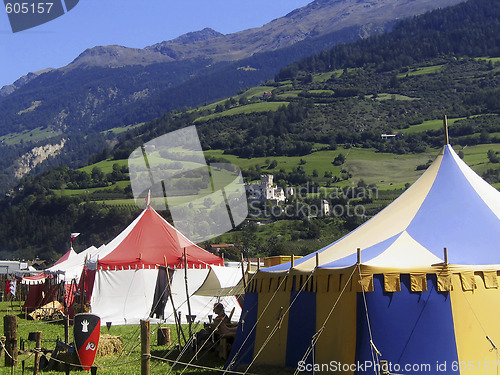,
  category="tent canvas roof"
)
[47,245,98,282]
[52,248,77,266]
[97,206,223,269]
[266,144,500,273]
[194,264,246,296]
